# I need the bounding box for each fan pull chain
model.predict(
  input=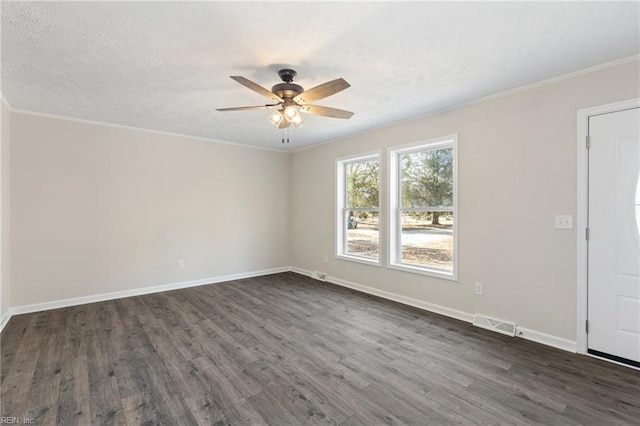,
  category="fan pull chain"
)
[280,128,290,144]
